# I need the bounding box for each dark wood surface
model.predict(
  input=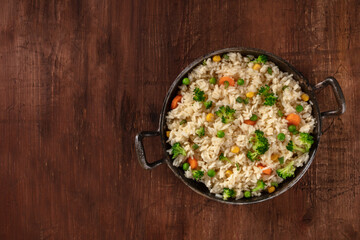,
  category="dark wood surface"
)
[0,0,359,239]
